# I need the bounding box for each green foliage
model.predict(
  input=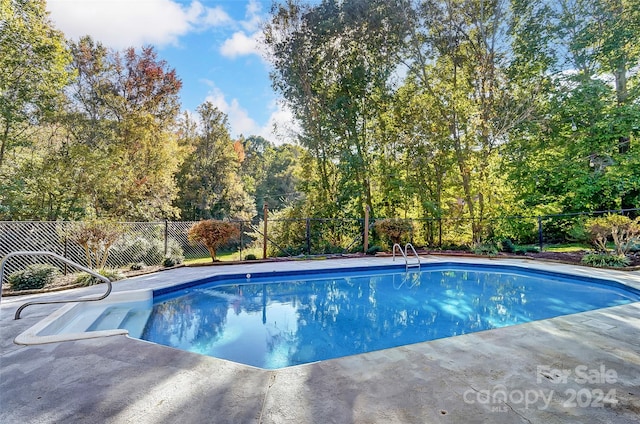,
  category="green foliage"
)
[74,268,123,287]
[188,220,240,261]
[129,262,145,271]
[175,103,254,221]
[514,246,540,255]
[500,238,516,253]
[374,219,414,245]
[110,235,183,267]
[162,256,178,267]
[366,245,383,255]
[584,214,640,255]
[472,242,499,257]
[0,0,72,170]
[581,253,630,268]
[244,253,258,261]
[8,264,60,291]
